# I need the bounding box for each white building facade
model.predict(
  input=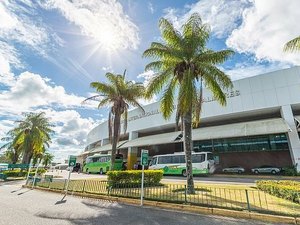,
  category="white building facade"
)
[81,67,300,172]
